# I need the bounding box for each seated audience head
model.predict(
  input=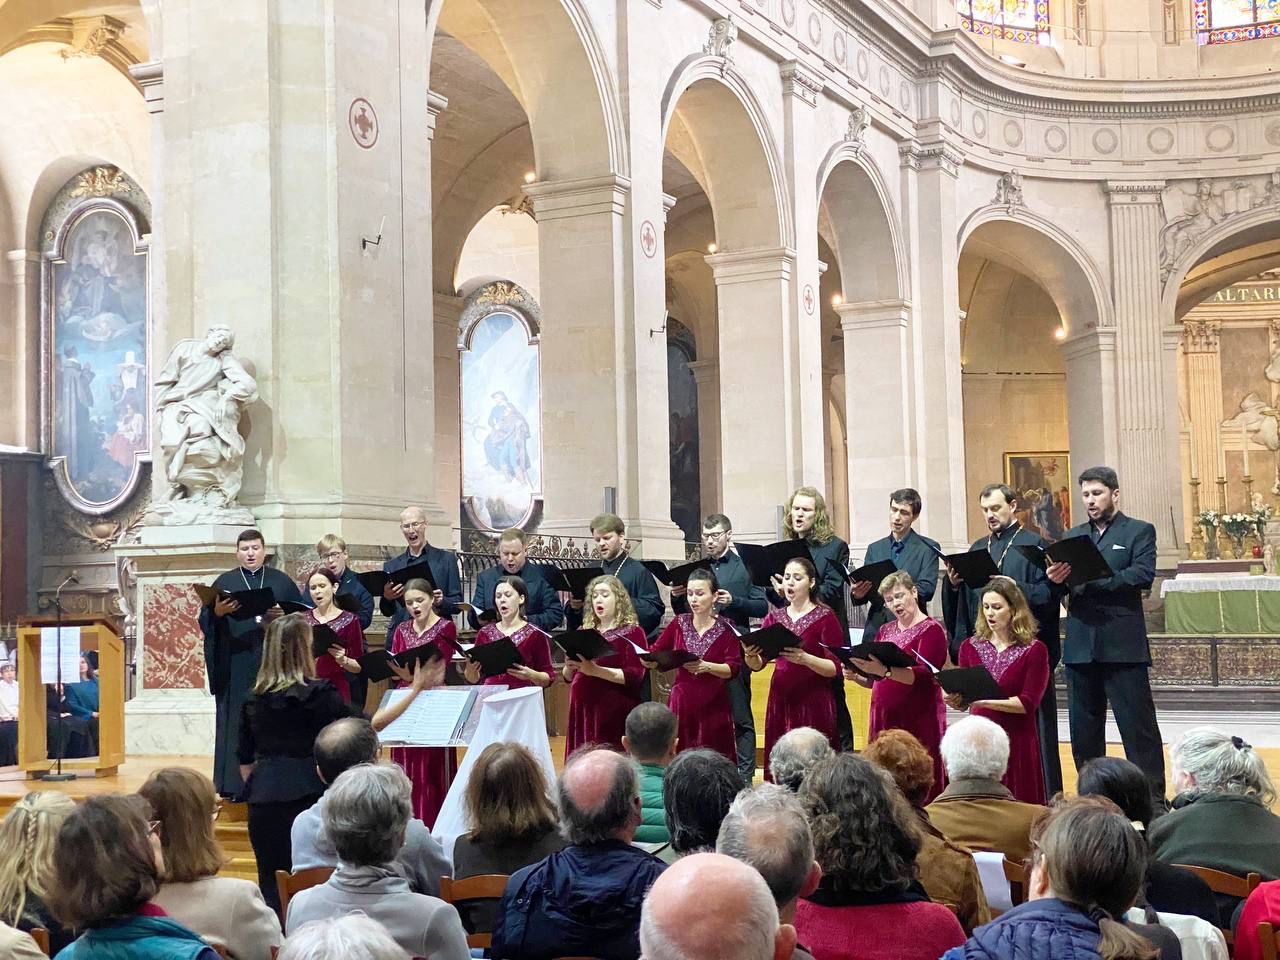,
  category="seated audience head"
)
[769,727,834,793]
[255,612,315,695]
[497,528,529,574]
[322,764,412,867]
[464,741,558,845]
[864,728,935,810]
[799,753,920,895]
[0,661,12,681]
[0,791,76,928]
[939,715,1010,782]
[583,574,639,630]
[137,767,226,882]
[716,783,821,919]
[314,716,380,785]
[48,795,163,930]
[1029,797,1154,960]
[1169,727,1277,805]
[623,702,678,766]
[1077,757,1155,829]
[977,577,1038,644]
[80,653,97,681]
[280,914,410,960]
[664,748,742,856]
[640,852,796,960]
[558,747,642,845]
